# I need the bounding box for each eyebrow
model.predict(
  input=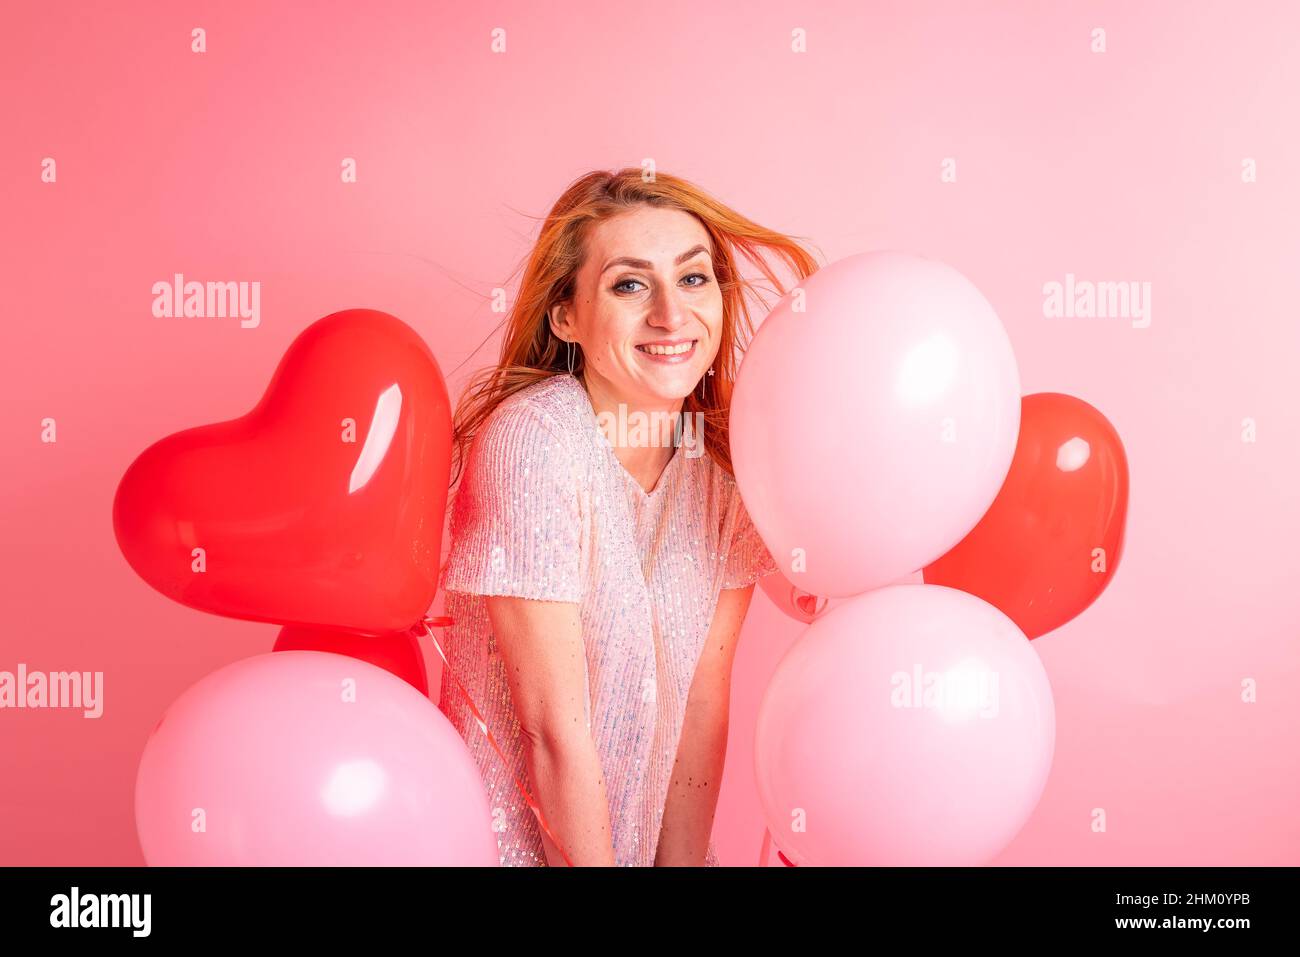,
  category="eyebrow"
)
[600,244,711,275]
